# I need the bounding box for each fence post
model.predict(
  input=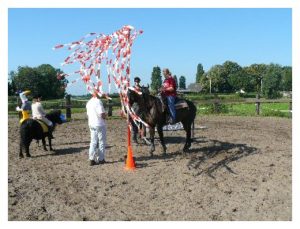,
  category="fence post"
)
[66,94,71,121]
[255,94,260,115]
[213,93,220,113]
